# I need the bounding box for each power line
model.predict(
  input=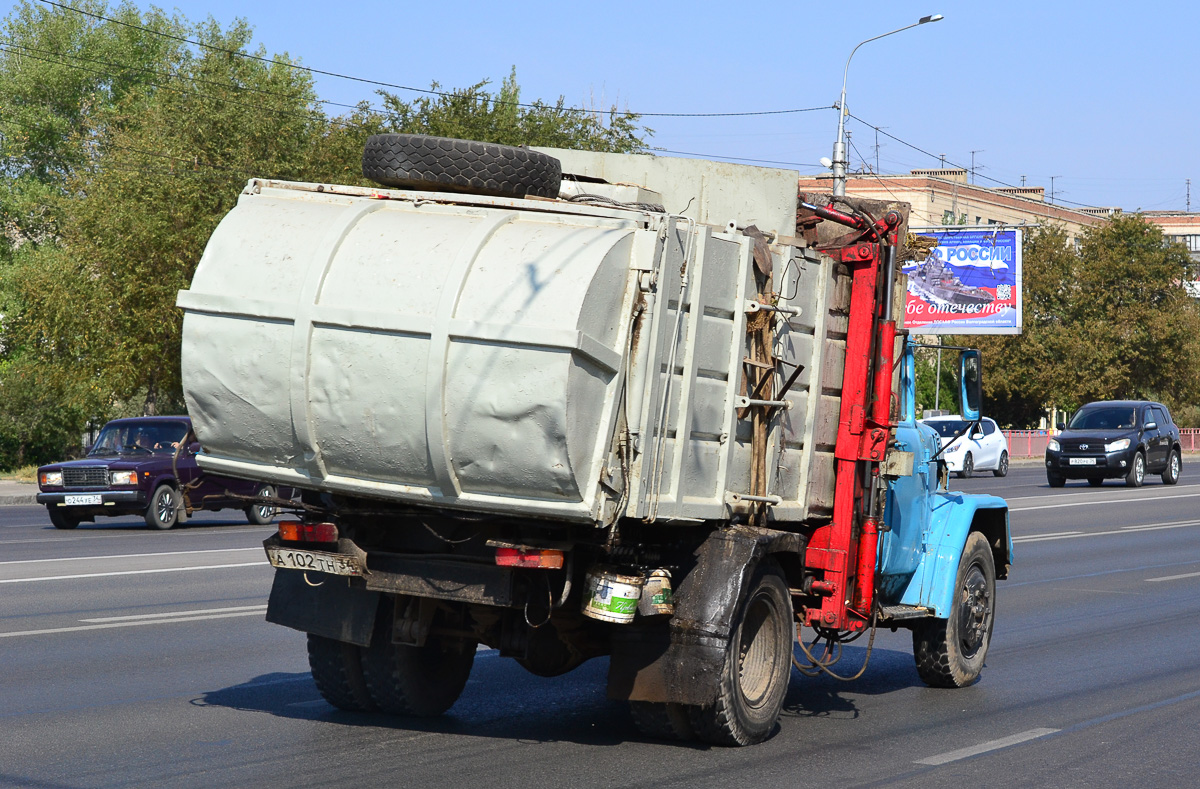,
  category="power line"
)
[847,112,1100,210]
[651,147,825,169]
[0,37,365,115]
[36,0,832,120]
